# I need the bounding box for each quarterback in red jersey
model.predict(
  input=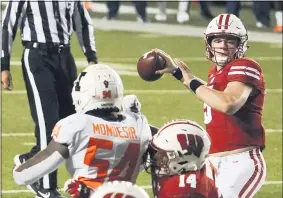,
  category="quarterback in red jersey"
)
[152,13,266,198]
[144,120,221,198]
